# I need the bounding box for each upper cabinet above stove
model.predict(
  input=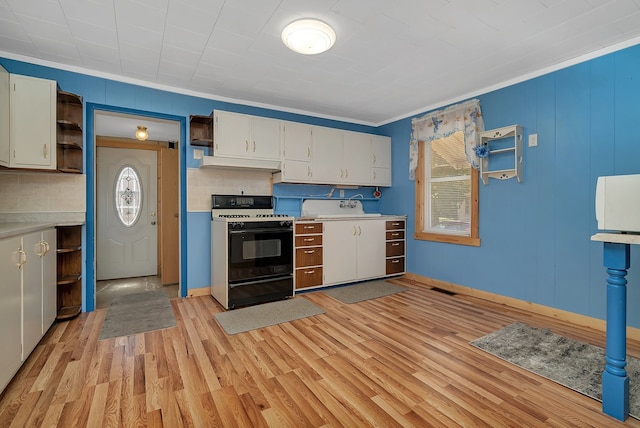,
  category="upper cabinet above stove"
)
[194,109,392,186]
